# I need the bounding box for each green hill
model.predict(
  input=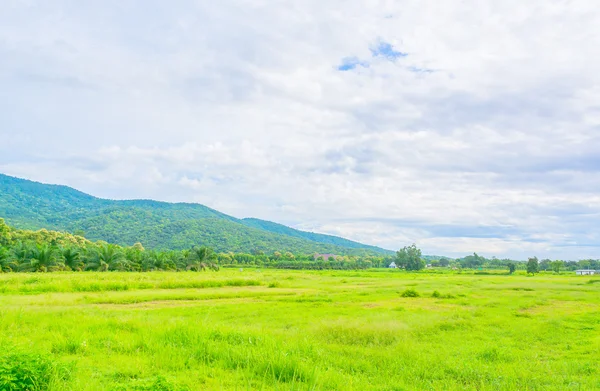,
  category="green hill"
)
[241,218,385,252]
[0,174,392,255]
